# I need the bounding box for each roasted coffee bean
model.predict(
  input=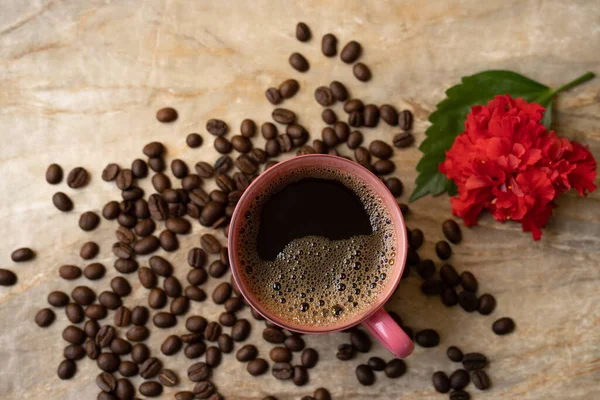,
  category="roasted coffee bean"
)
[271,362,293,380]
[336,344,355,360]
[289,52,309,72]
[139,357,163,379]
[326,81,348,103]
[314,388,331,400]
[97,352,120,373]
[399,110,413,131]
[48,291,69,307]
[205,321,222,341]
[356,364,375,386]
[248,149,267,167]
[393,131,414,148]
[164,217,190,235]
[169,159,188,178]
[85,304,108,320]
[57,359,76,380]
[112,306,131,328]
[151,172,171,193]
[231,135,252,154]
[206,119,229,137]
[300,348,318,369]
[52,192,73,212]
[492,317,515,335]
[182,174,202,190]
[84,339,100,360]
[194,162,214,179]
[235,154,258,175]
[35,308,55,327]
[311,139,327,154]
[415,329,440,348]
[421,279,444,295]
[114,378,135,400]
[369,140,393,159]
[148,194,168,221]
[367,357,386,371]
[116,169,133,190]
[332,121,349,143]
[354,146,371,165]
[269,346,291,362]
[272,108,296,125]
[193,380,215,398]
[156,368,179,387]
[171,296,190,315]
[214,137,232,154]
[265,139,281,157]
[186,133,203,148]
[276,80,299,101]
[187,203,201,218]
[449,390,470,400]
[284,335,305,352]
[385,359,406,378]
[96,372,117,392]
[187,268,208,286]
[321,109,337,125]
[59,265,81,280]
[95,326,115,348]
[129,344,149,365]
[128,307,148,328]
[373,159,395,175]
[46,163,63,184]
[478,294,496,315]
[286,123,307,140]
[189,188,210,207]
[149,255,173,277]
[292,365,308,386]
[148,157,165,172]
[65,303,84,323]
[159,229,179,251]
[462,352,487,371]
[450,369,470,390]
[228,190,243,206]
[102,201,120,220]
[215,334,233,354]
[184,340,206,358]
[186,248,206,269]
[72,286,96,306]
[447,346,464,362]
[143,142,164,158]
[321,127,338,147]
[80,242,99,260]
[67,167,88,188]
[442,287,459,307]
[433,371,450,393]
[340,40,361,63]
[164,276,182,298]
[471,370,491,390]
[442,219,462,244]
[63,325,86,345]
[188,362,211,382]
[138,267,157,289]
[460,271,478,292]
[116,361,137,377]
[265,87,283,105]
[222,298,242,315]
[161,335,182,356]
[294,21,311,41]
[129,159,148,180]
[219,312,236,327]
[379,104,399,125]
[231,319,251,341]
[348,110,364,127]
[406,248,420,266]
[199,234,220,254]
[204,346,221,367]
[320,33,338,56]
[347,130,363,149]
[148,288,167,309]
[263,327,285,344]
[184,286,206,303]
[261,122,278,140]
[458,291,478,312]
[353,63,371,82]
[363,104,379,127]
[79,211,100,231]
[110,338,132,355]
[175,391,195,400]
[350,330,371,353]
[139,381,163,397]
[134,219,155,237]
[315,86,335,106]
[440,264,460,287]
[385,177,403,197]
[156,107,177,123]
[415,259,436,280]
[112,242,133,259]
